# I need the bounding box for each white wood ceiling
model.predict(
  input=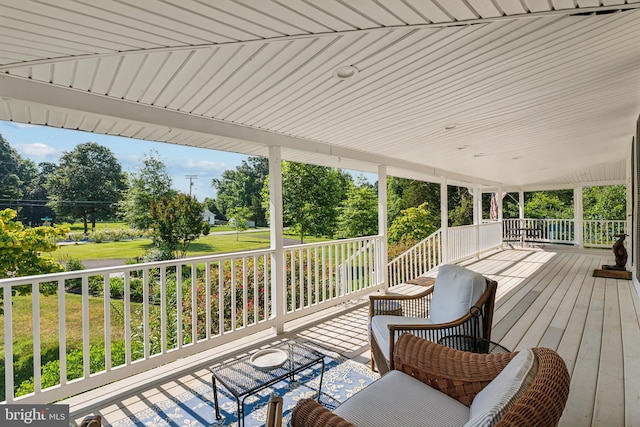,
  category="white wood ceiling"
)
[1,0,639,190]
